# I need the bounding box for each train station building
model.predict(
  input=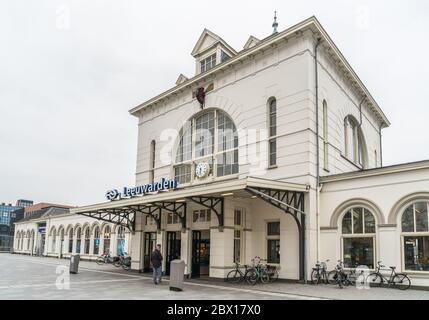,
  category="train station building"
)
[14,16,429,286]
